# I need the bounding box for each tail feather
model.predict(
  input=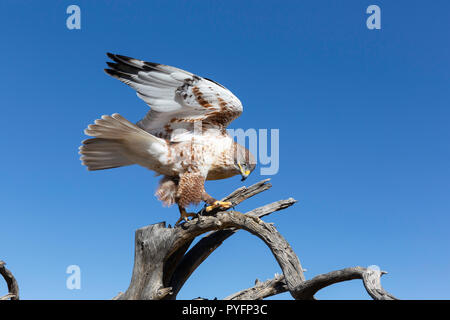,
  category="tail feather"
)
[80,113,167,171]
[85,113,147,140]
[79,138,133,171]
